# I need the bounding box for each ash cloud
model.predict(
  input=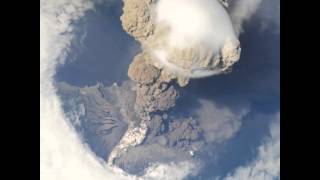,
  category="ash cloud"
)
[121,0,241,82]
